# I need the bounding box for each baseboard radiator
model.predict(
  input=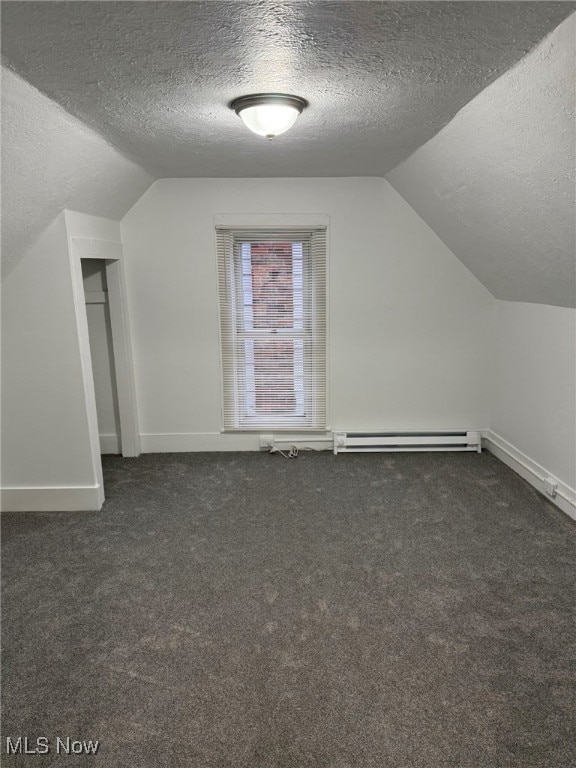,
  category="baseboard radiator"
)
[333,430,481,454]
